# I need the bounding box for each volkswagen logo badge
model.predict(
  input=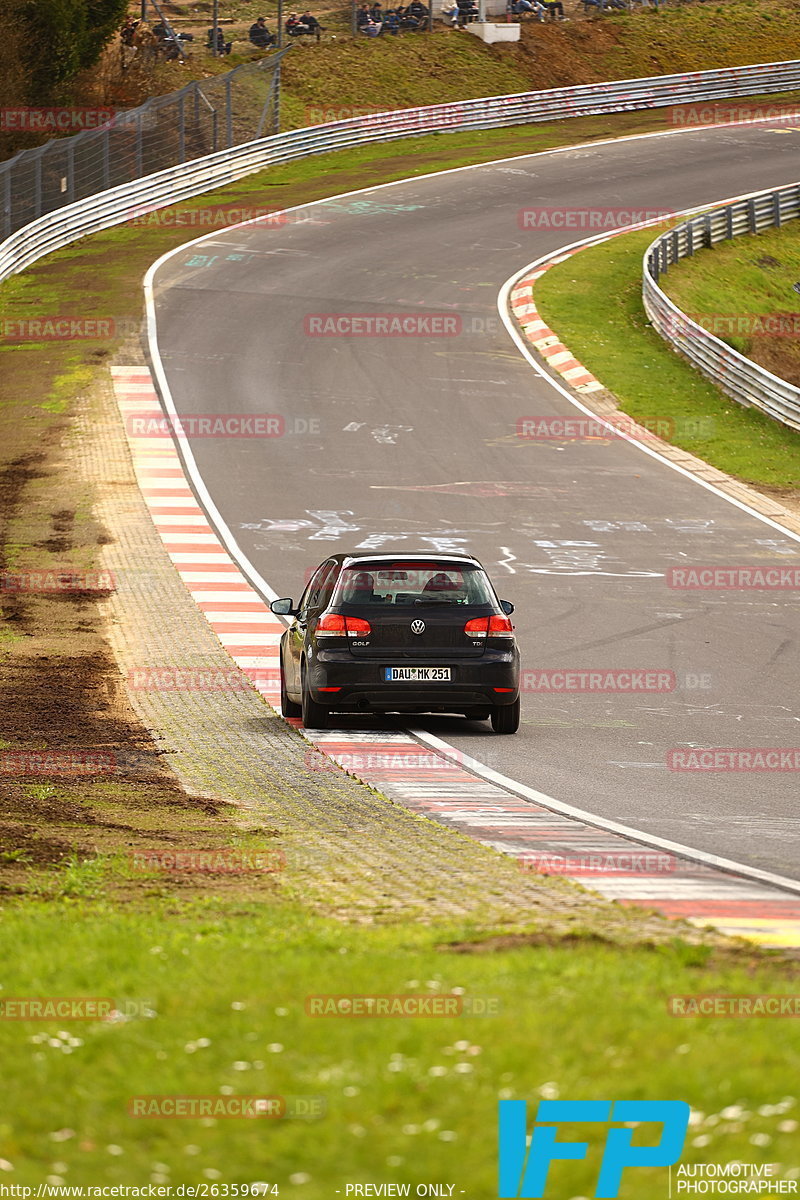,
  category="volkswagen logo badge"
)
[411,619,425,635]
